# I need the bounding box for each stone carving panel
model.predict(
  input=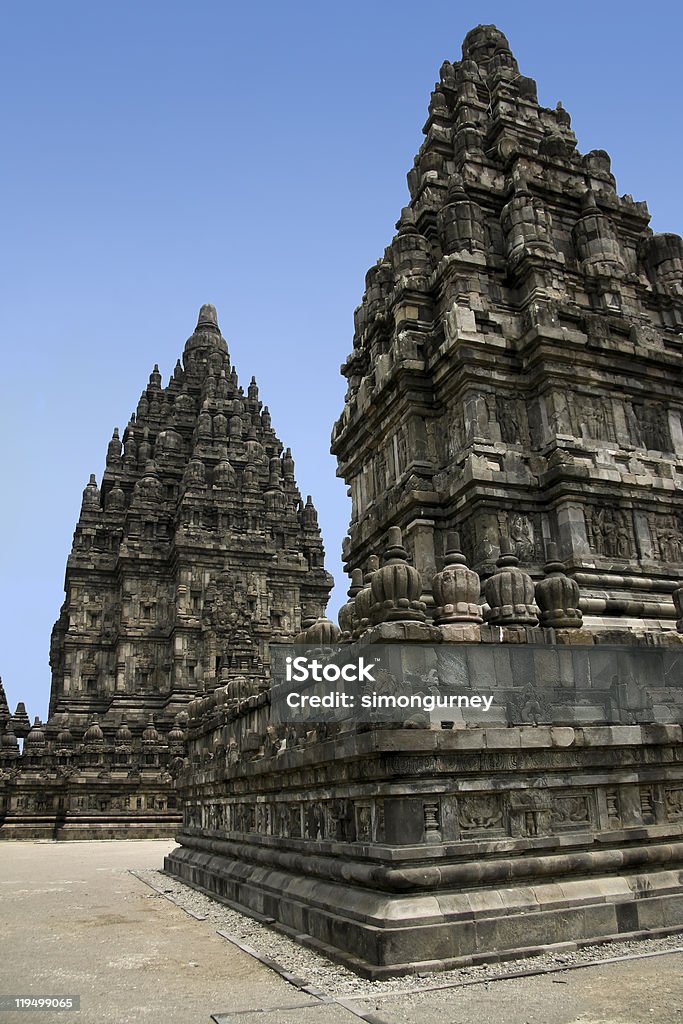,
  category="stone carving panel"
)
[457,794,504,835]
[648,513,683,563]
[630,403,672,452]
[495,393,528,445]
[665,787,683,822]
[569,395,615,442]
[506,512,539,561]
[550,792,593,831]
[508,790,552,837]
[585,507,635,558]
[355,801,373,842]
